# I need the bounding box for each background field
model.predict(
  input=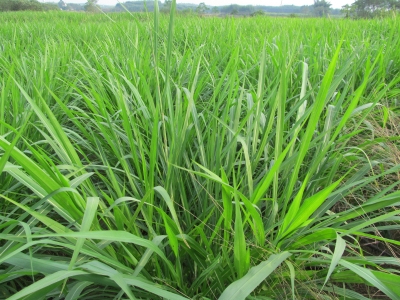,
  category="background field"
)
[1,10,400,299]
